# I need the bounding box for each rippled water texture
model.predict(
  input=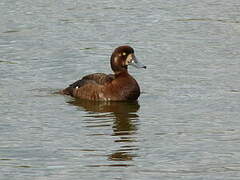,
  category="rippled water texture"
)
[1,0,240,179]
